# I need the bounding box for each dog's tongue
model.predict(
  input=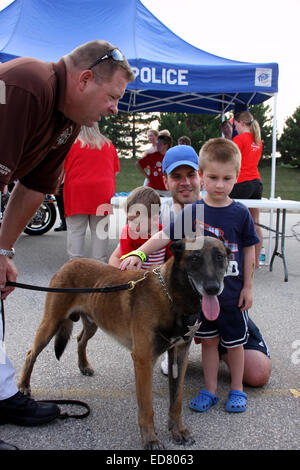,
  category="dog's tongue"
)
[202,295,220,321]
